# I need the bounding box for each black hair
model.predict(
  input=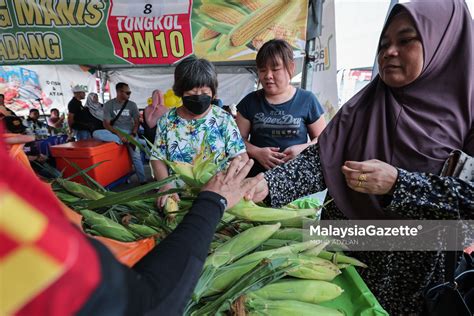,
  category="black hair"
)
[29,108,39,114]
[116,82,129,91]
[256,39,294,77]
[173,56,218,97]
